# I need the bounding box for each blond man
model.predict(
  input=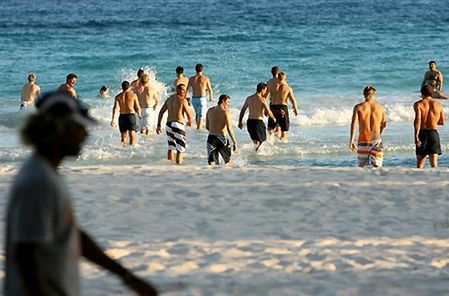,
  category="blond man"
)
[414,85,445,168]
[349,85,387,167]
[135,73,159,135]
[156,84,193,164]
[206,94,237,165]
[186,63,213,129]
[111,81,142,145]
[20,73,41,109]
